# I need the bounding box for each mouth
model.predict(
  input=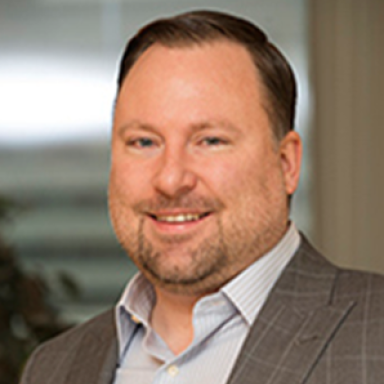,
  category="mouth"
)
[148,212,211,223]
